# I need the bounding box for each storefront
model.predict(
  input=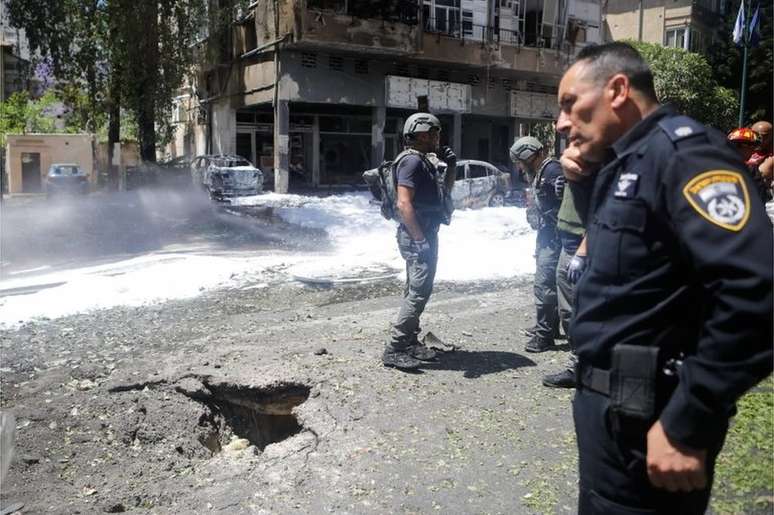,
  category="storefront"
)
[234,105,403,188]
